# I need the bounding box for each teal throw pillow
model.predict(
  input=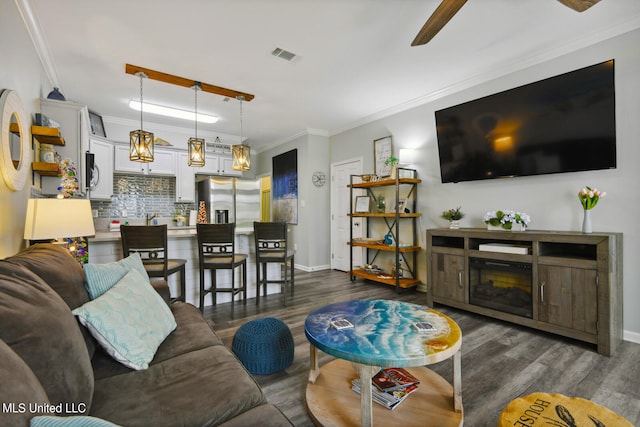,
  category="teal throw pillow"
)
[30,415,121,427]
[72,269,176,370]
[83,252,150,299]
